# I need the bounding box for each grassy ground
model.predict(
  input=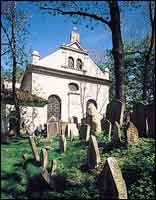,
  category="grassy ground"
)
[1,133,155,199]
